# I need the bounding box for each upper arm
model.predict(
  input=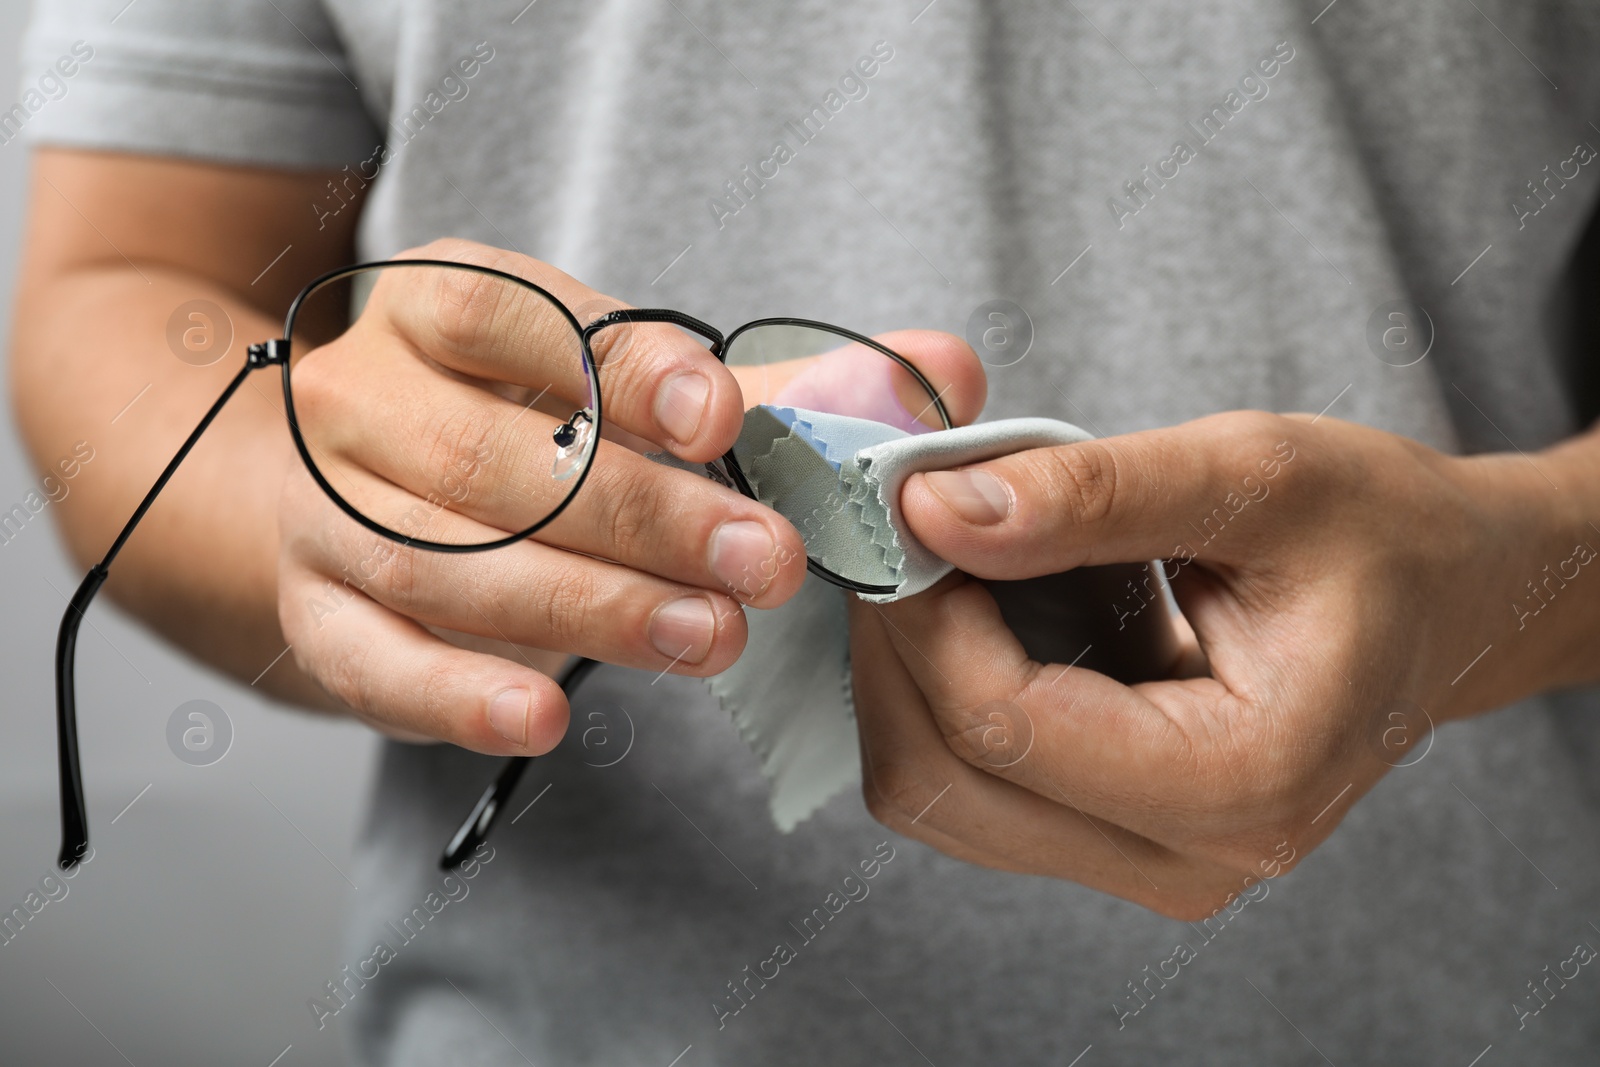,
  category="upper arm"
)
[17,147,362,323]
